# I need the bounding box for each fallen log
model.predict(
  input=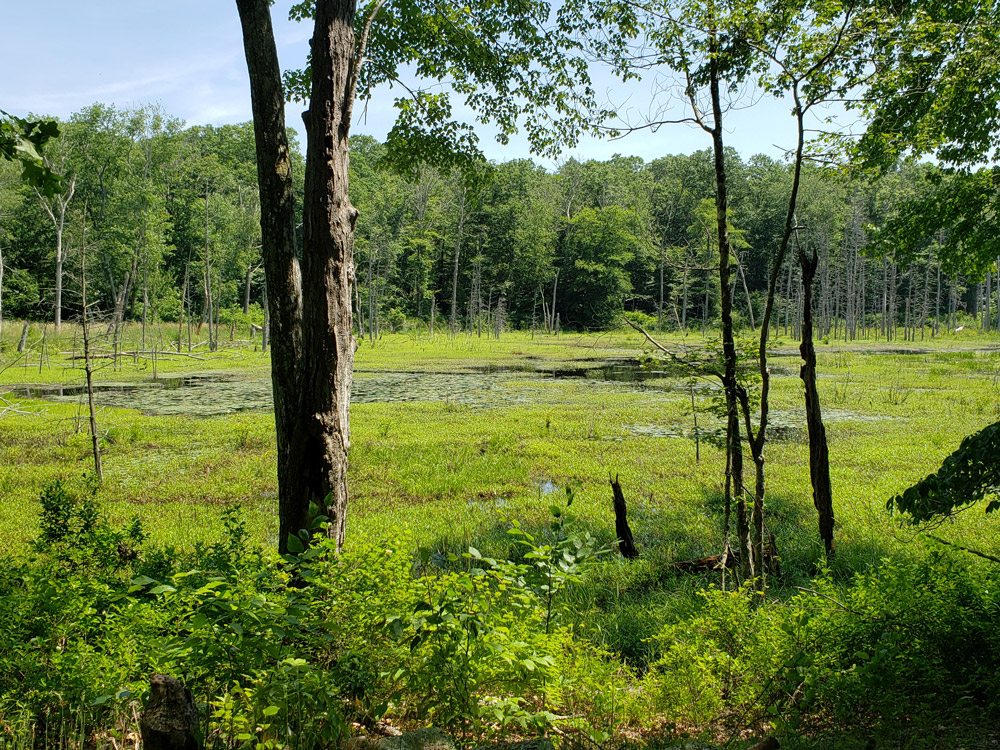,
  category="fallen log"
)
[670,534,780,576]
